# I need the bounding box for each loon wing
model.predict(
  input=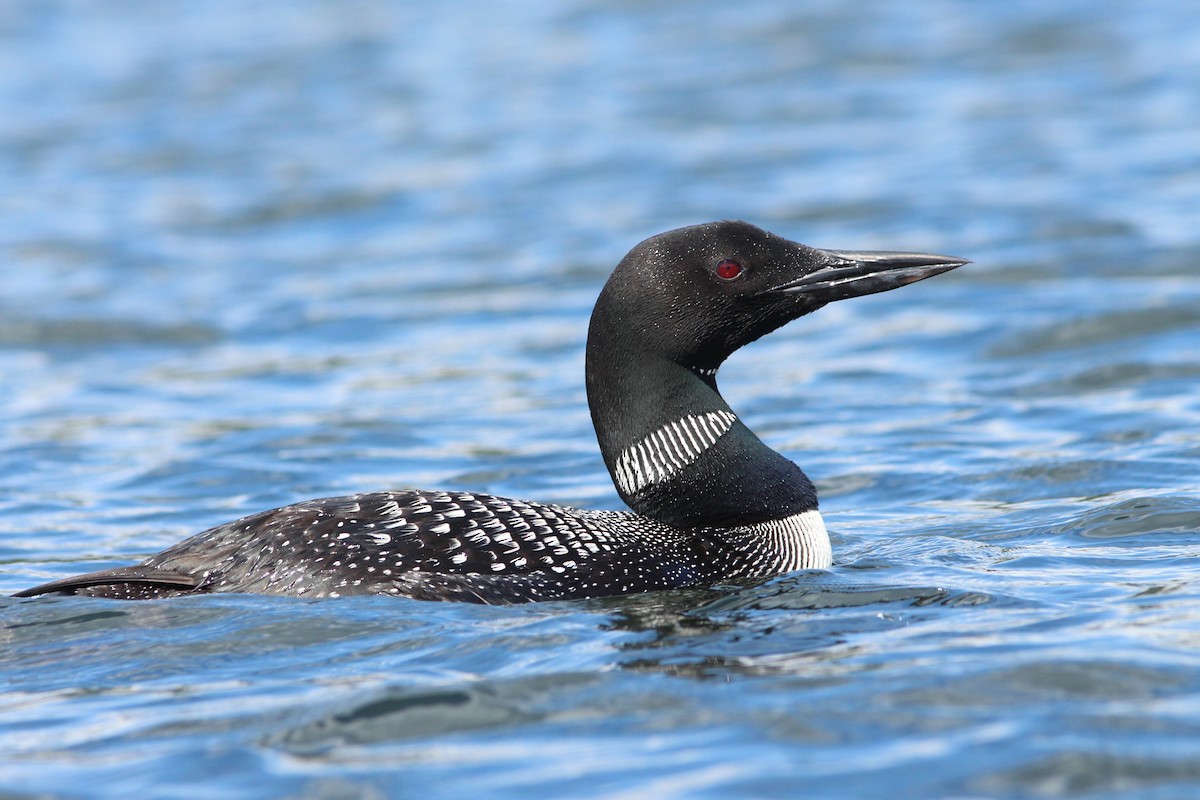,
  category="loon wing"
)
[11,566,201,598]
[11,490,647,601]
